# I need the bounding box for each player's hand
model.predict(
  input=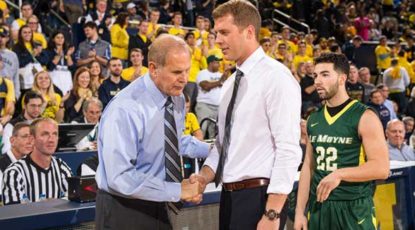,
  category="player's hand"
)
[293,213,308,230]
[257,216,279,230]
[316,171,341,202]
[187,173,207,204]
